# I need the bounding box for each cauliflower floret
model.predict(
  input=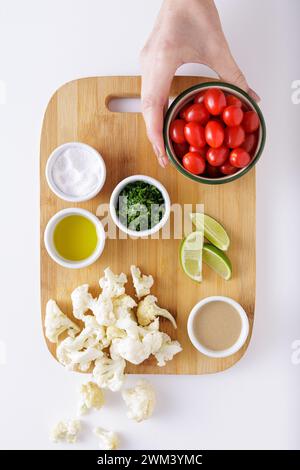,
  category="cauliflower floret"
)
[71,284,94,320]
[130,265,154,298]
[57,337,103,372]
[110,319,163,365]
[91,294,115,326]
[154,332,182,367]
[78,381,105,415]
[122,380,156,422]
[99,267,127,298]
[93,354,126,391]
[45,299,80,343]
[106,325,126,343]
[94,427,119,450]
[137,295,177,329]
[112,294,137,320]
[50,419,81,444]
